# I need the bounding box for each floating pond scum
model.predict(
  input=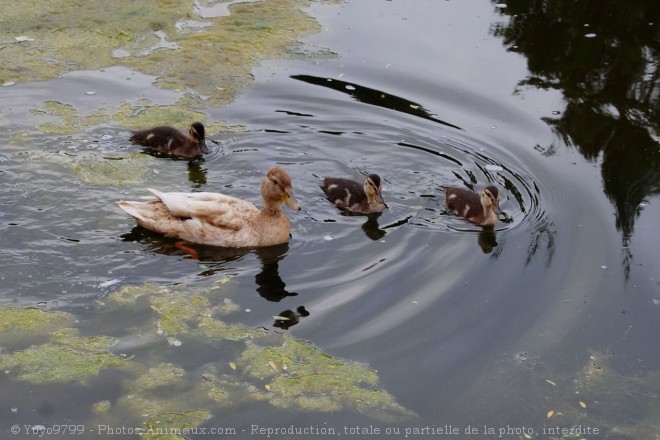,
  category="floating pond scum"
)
[0,282,415,437]
[1,0,337,110]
